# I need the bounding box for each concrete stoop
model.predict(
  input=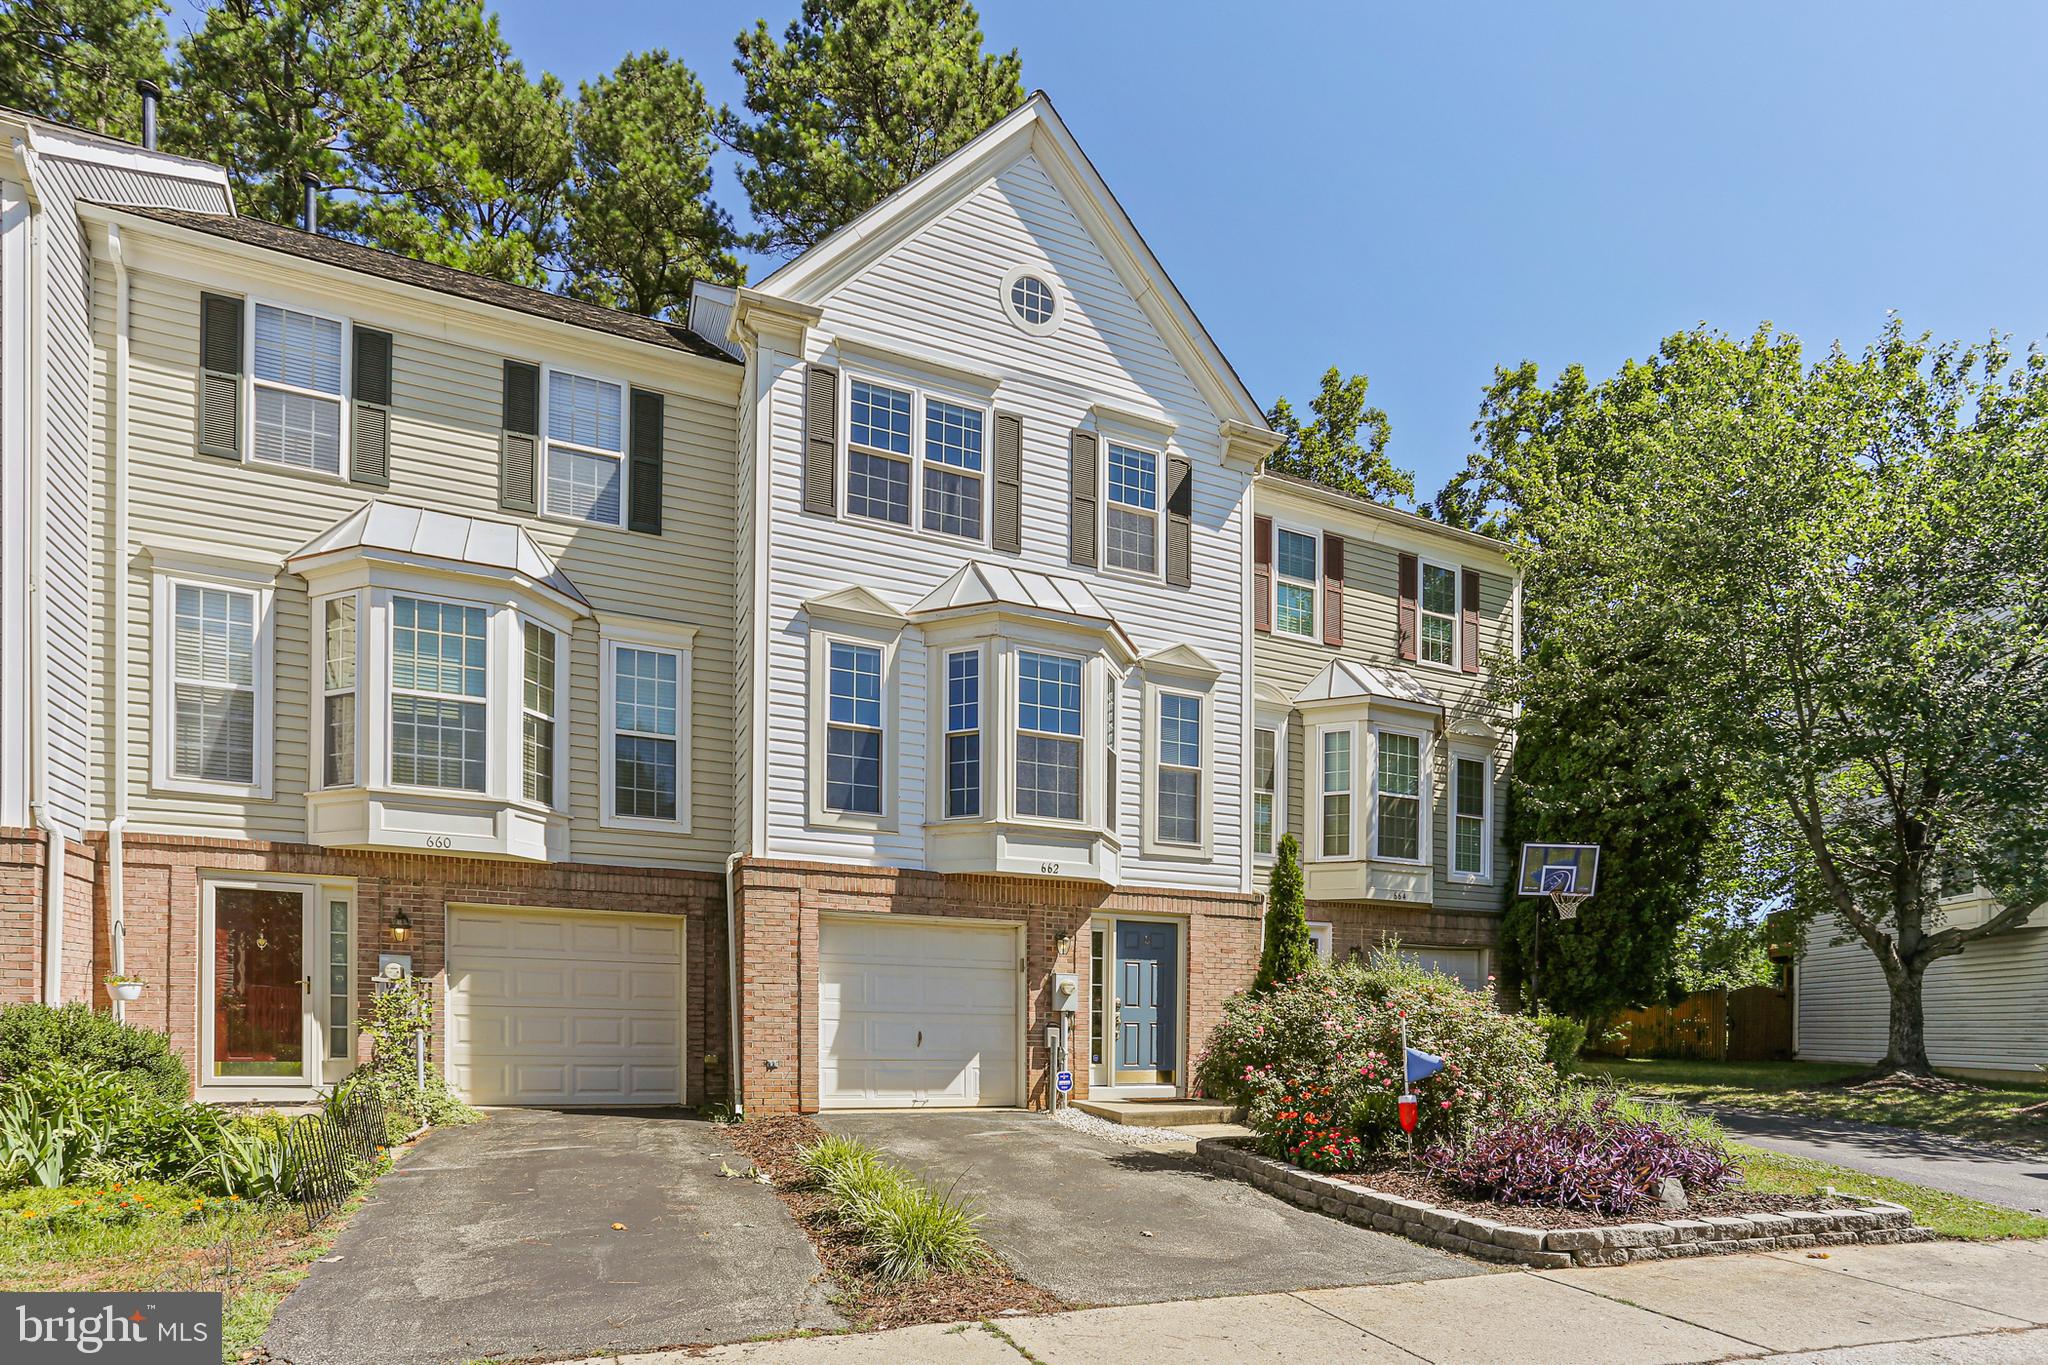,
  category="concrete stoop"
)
[1072,1098,1243,1128]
